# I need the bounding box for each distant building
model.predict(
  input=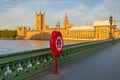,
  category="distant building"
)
[17,11,120,40]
